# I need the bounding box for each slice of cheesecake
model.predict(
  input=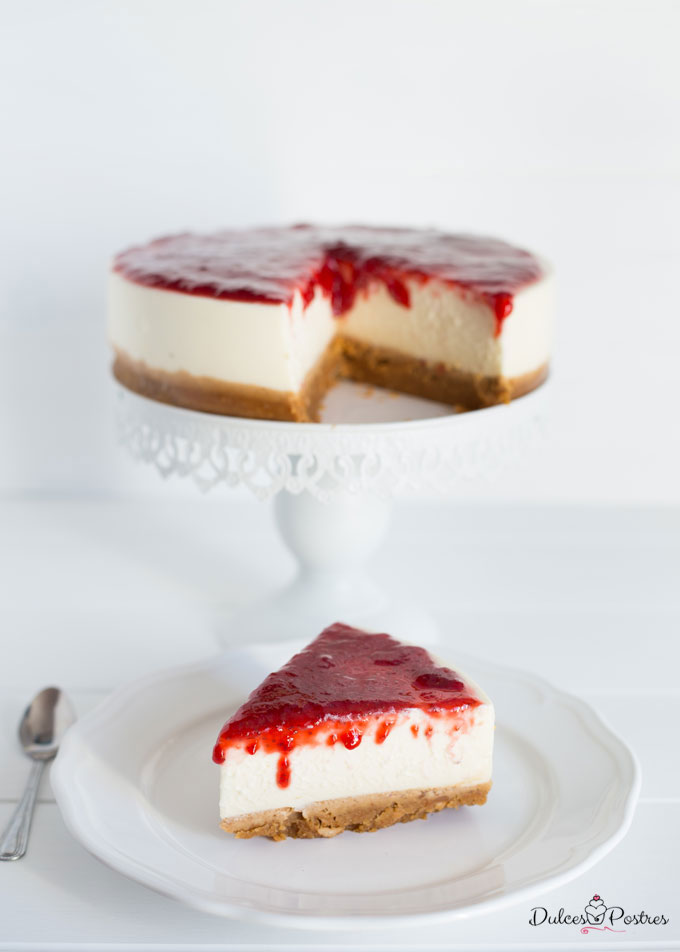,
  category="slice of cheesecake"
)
[109,225,552,421]
[212,623,494,840]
